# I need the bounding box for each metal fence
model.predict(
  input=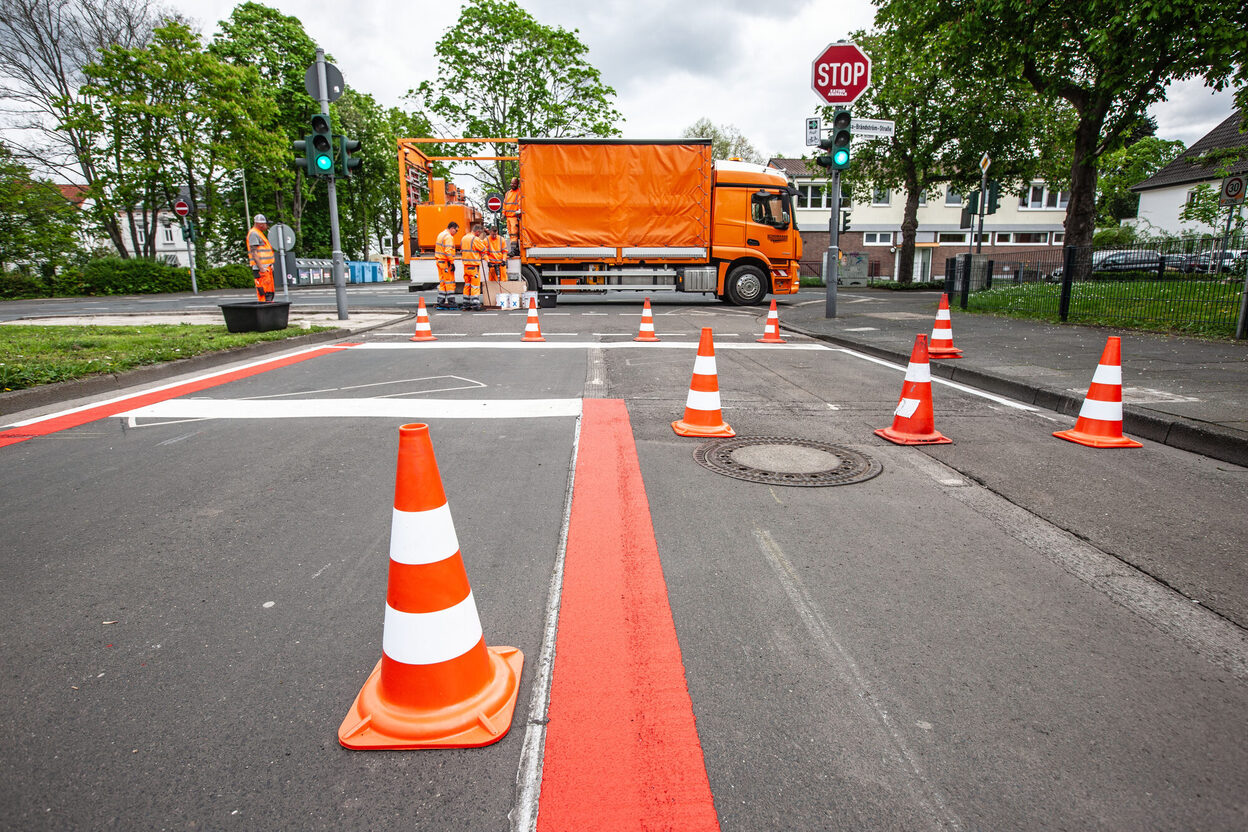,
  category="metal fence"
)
[943,235,1248,338]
